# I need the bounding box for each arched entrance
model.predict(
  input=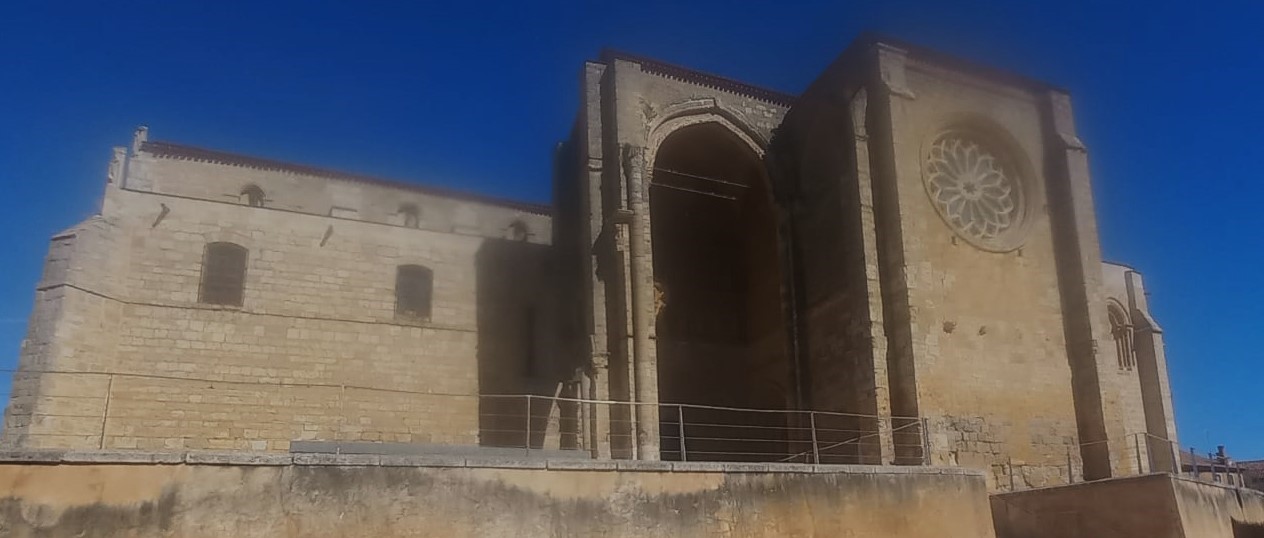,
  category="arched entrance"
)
[648,121,794,461]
